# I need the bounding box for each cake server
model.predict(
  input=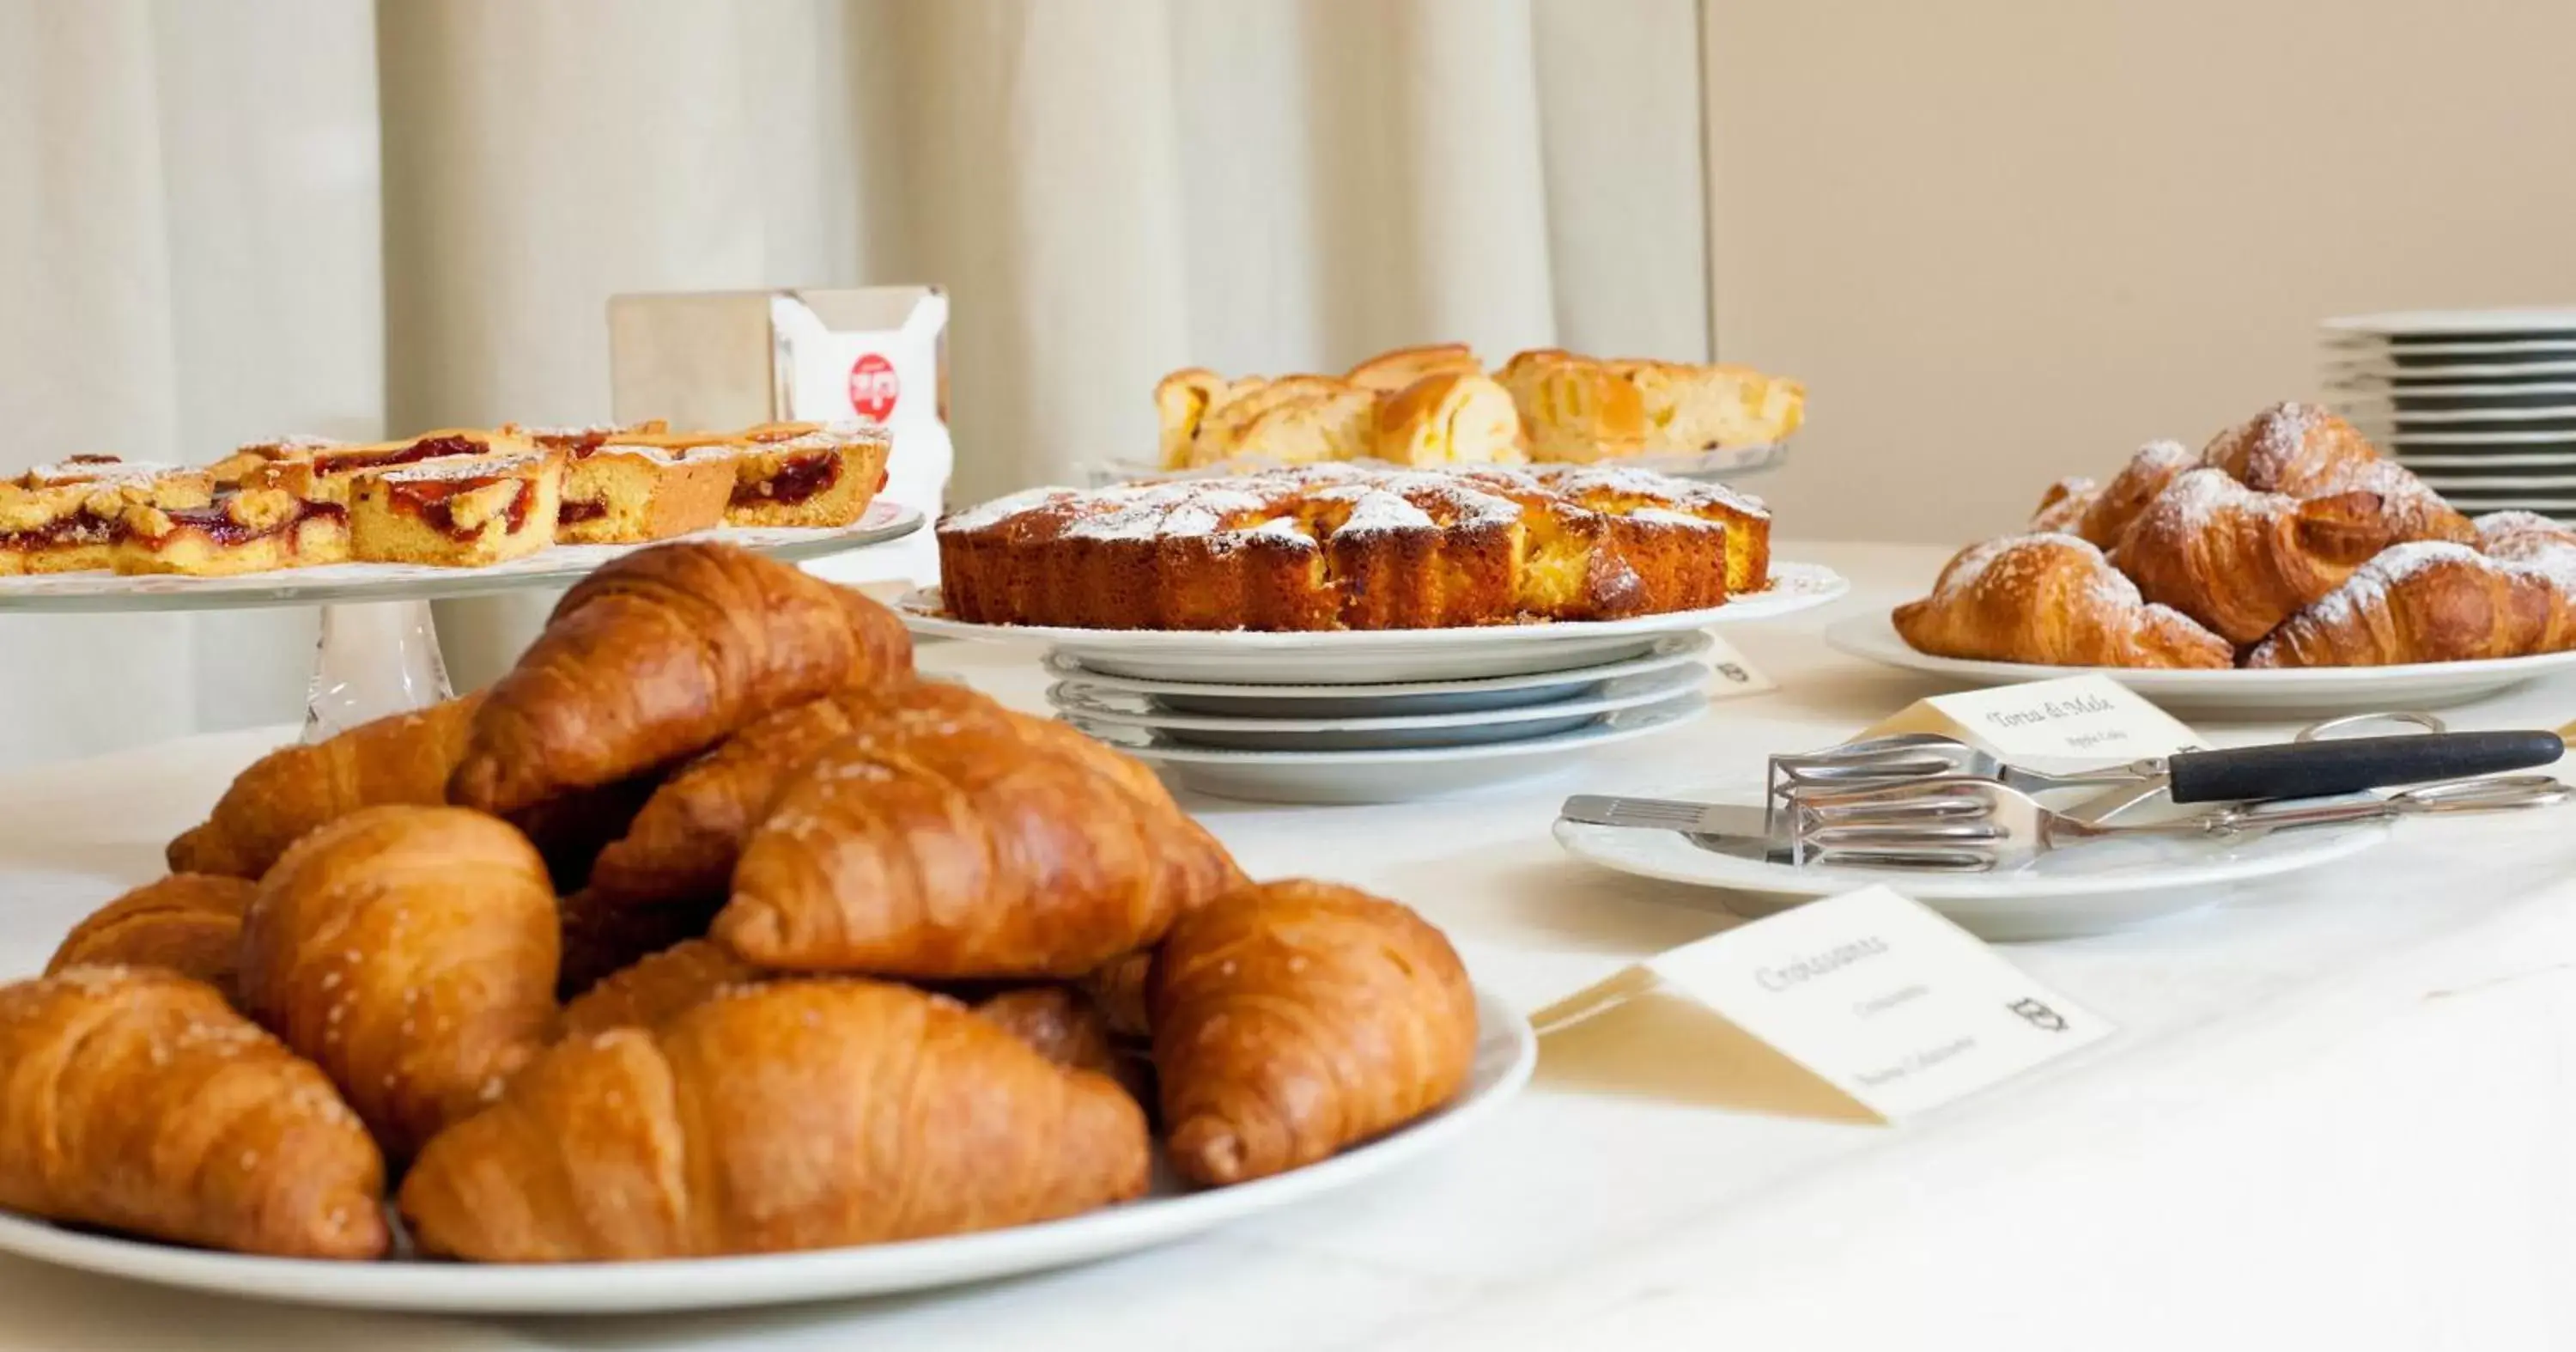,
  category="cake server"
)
[1780,773,2570,872]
